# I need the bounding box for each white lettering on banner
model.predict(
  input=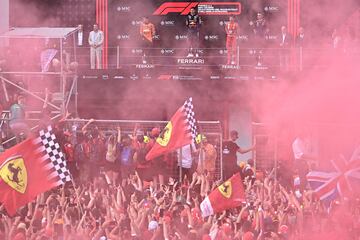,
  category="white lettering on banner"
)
[117,6,131,12]
[131,49,143,54]
[161,49,175,55]
[266,35,278,40]
[143,74,152,80]
[264,6,279,12]
[238,35,249,40]
[177,58,205,64]
[175,35,188,40]
[205,35,219,41]
[135,64,155,69]
[221,65,239,69]
[160,20,175,26]
[82,76,98,79]
[172,75,202,80]
[117,35,130,40]
[130,74,138,80]
[131,21,142,26]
